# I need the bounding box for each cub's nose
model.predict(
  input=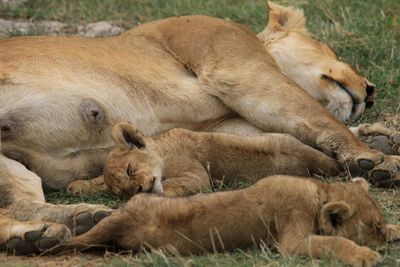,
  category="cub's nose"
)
[365,81,375,108]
